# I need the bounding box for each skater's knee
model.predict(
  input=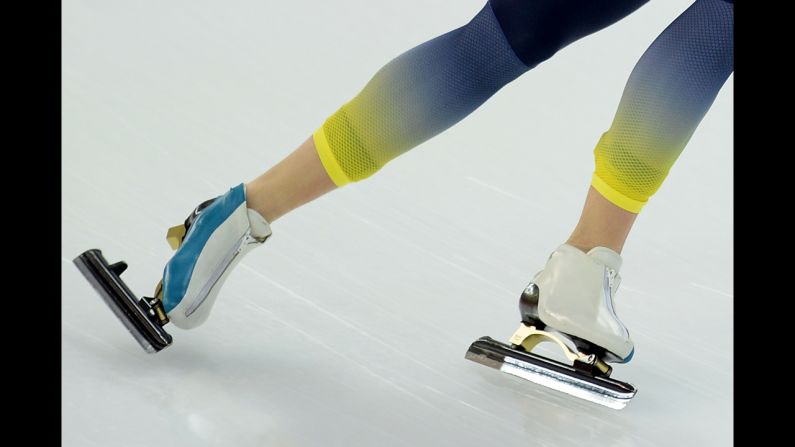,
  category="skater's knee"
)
[489,0,649,68]
[489,0,572,67]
